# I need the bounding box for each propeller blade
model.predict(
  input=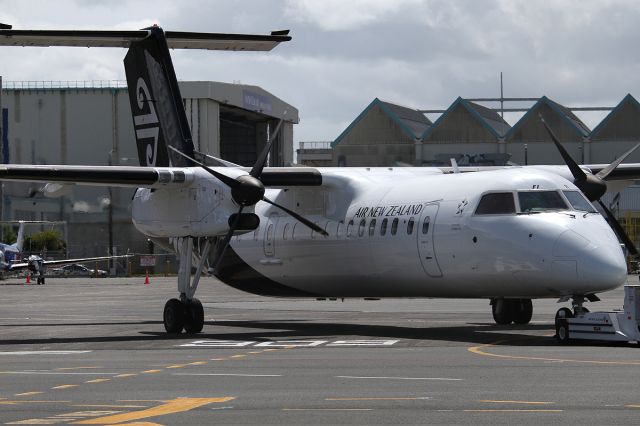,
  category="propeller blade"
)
[211,206,245,273]
[262,196,328,236]
[168,145,240,189]
[598,200,638,256]
[539,115,587,182]
[250,117,284,179]
[595,143,640,180]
